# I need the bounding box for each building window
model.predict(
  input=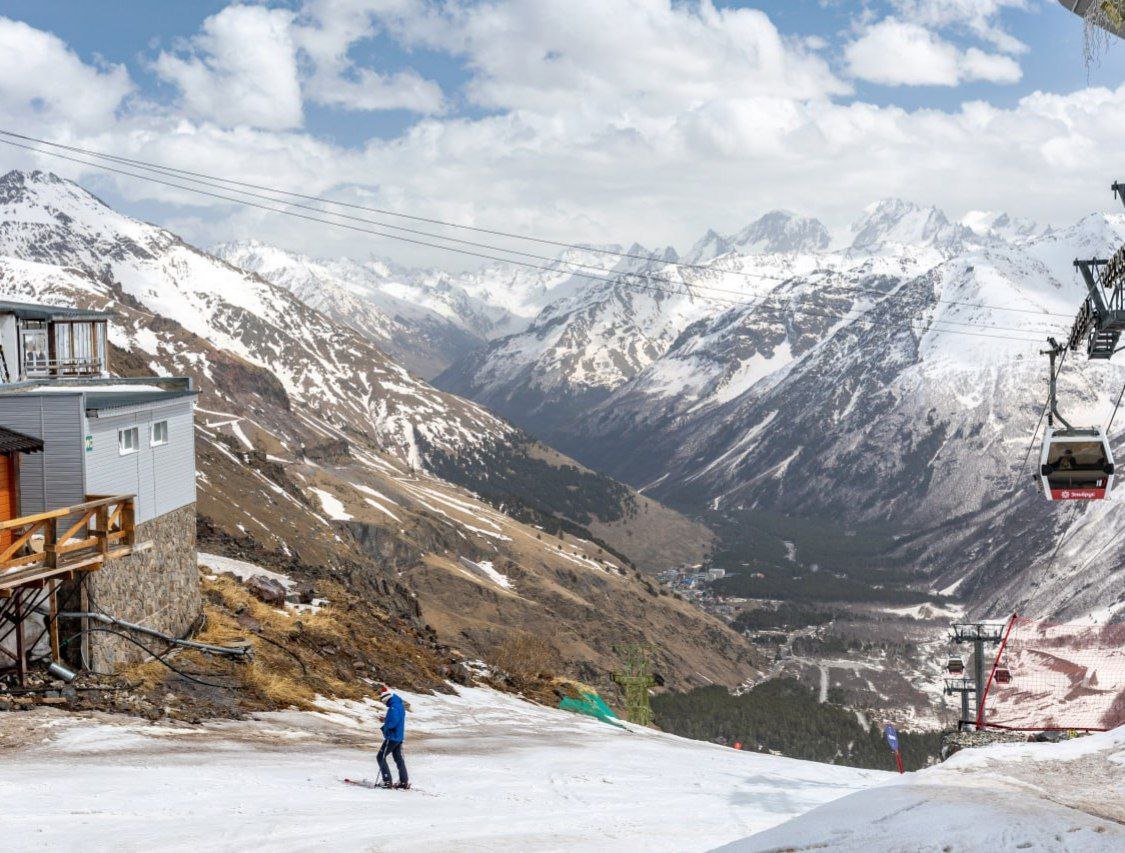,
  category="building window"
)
[118,427,139,455]
[151,420,169,446]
